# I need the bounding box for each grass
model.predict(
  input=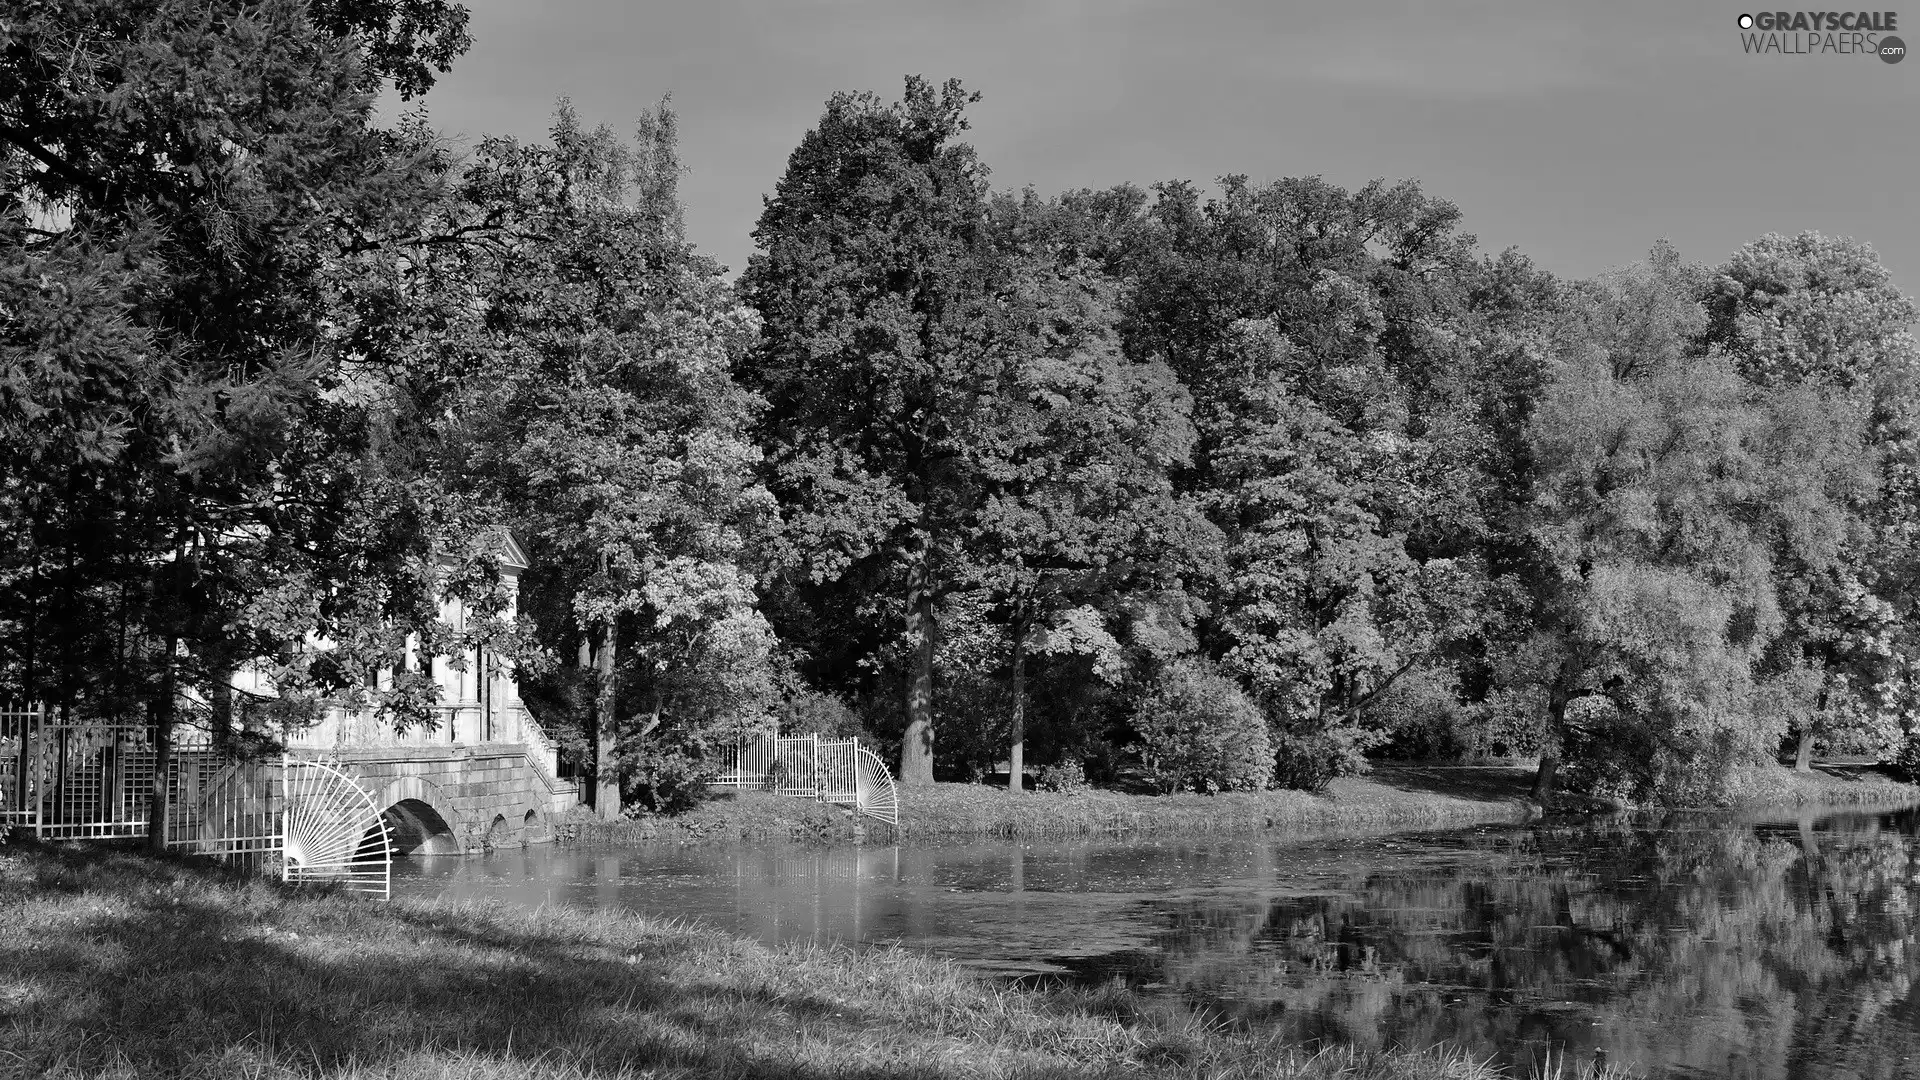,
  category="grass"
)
[566,760,1920,847]
[0,841,1631,1080]
[567,766,1545,846]
[1718,762,1920,809]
